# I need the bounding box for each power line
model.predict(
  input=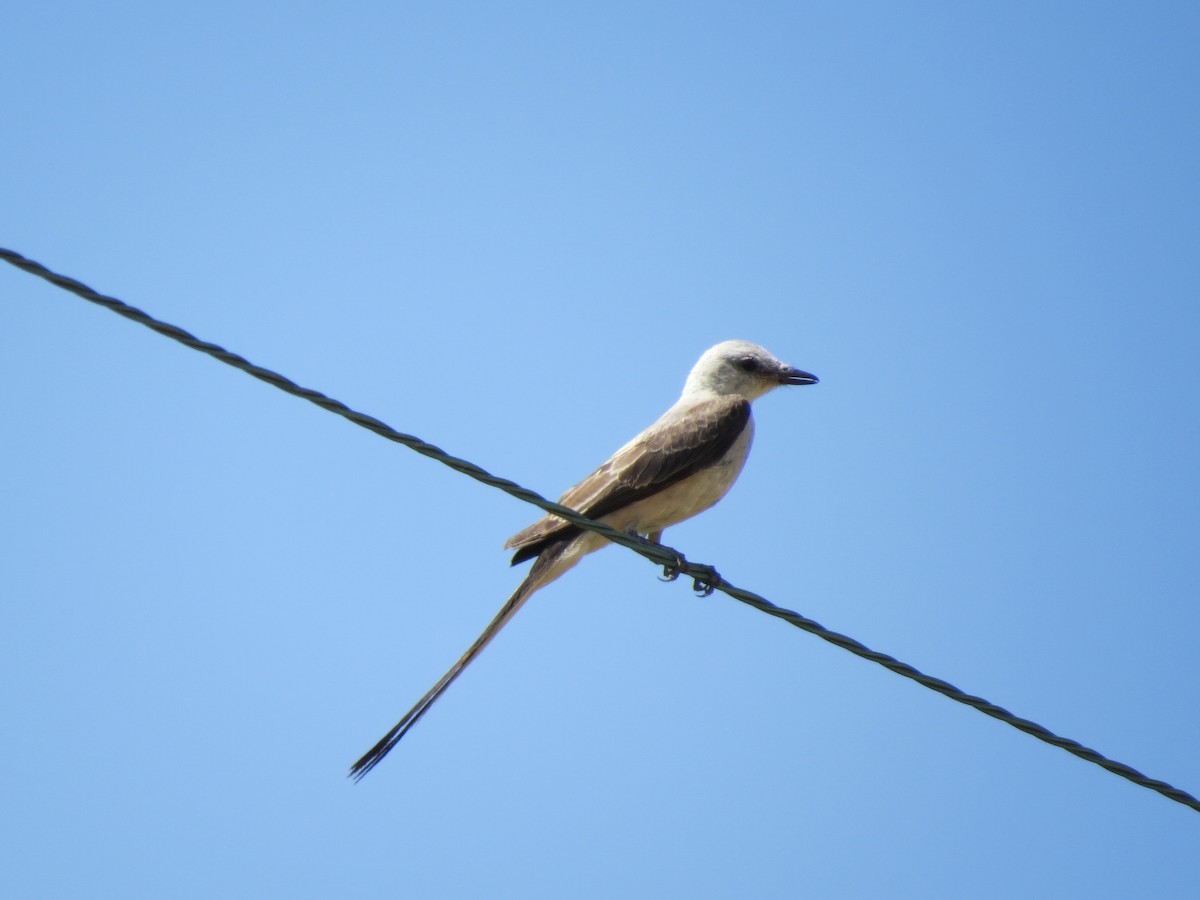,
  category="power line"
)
[4,245,1197,814]
[0,248,676,571]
